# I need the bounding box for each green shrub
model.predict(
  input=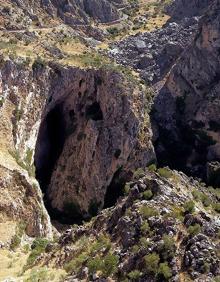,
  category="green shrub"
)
[10,222,26,250]
[148,164,157,172]
[213,203,220,213]
[10,234,21,251]
[187,224,201,237]
[201,262,210,273]
[87,257,103,274]
[183,200,195,214]
[140,222,152,235]
[144,252,160,275]
[159,235,176,261]
[128,270,142,280]
[166,206,184,222]
[139,237,150,249]
[131,244,140,254]
[158,167,172,178]
[102,253,119,277]
[200,194,211,207]
[24,238,49,269]
[64,253,87,273]
[90,234,111,254]
[139,206,159,219]
[133,168,145,179]
[192,190,201,201]
[158,262,172,280]
[87,253,119,277]
[123,183,131,195]
[143,190,153,200]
